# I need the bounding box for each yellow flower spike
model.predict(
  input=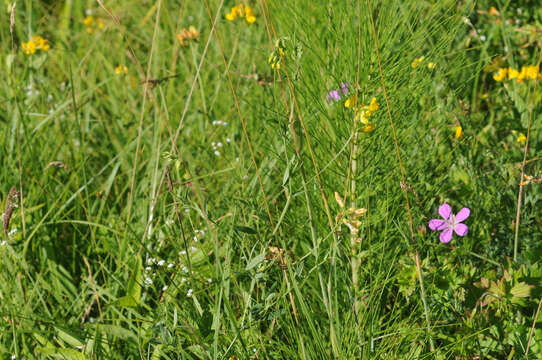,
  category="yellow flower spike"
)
[455,125,463,139]
[427,62,436,70]
[344,95,358,109]
[517,133,527,145]
[225,12,235,21]
[493,67,507,82]
[508,67,519,80]
[362,123,376,133]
